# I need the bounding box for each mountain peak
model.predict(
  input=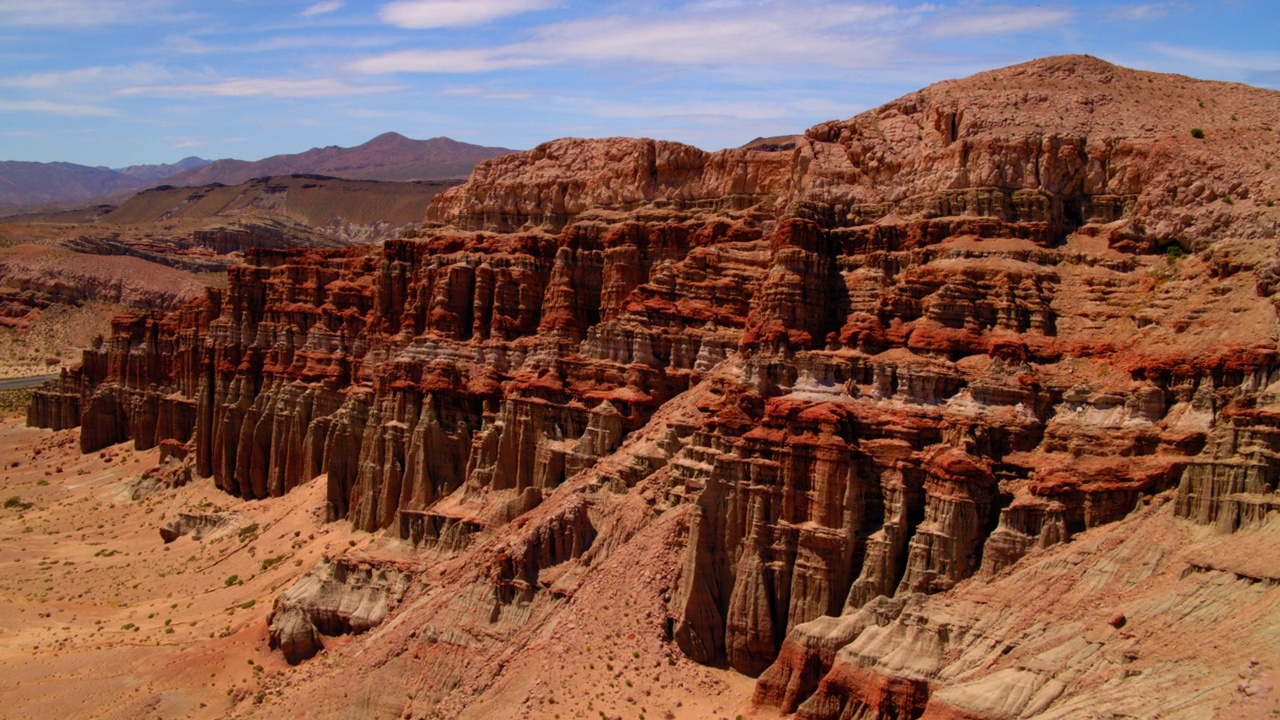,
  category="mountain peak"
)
[363,131,414,147]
